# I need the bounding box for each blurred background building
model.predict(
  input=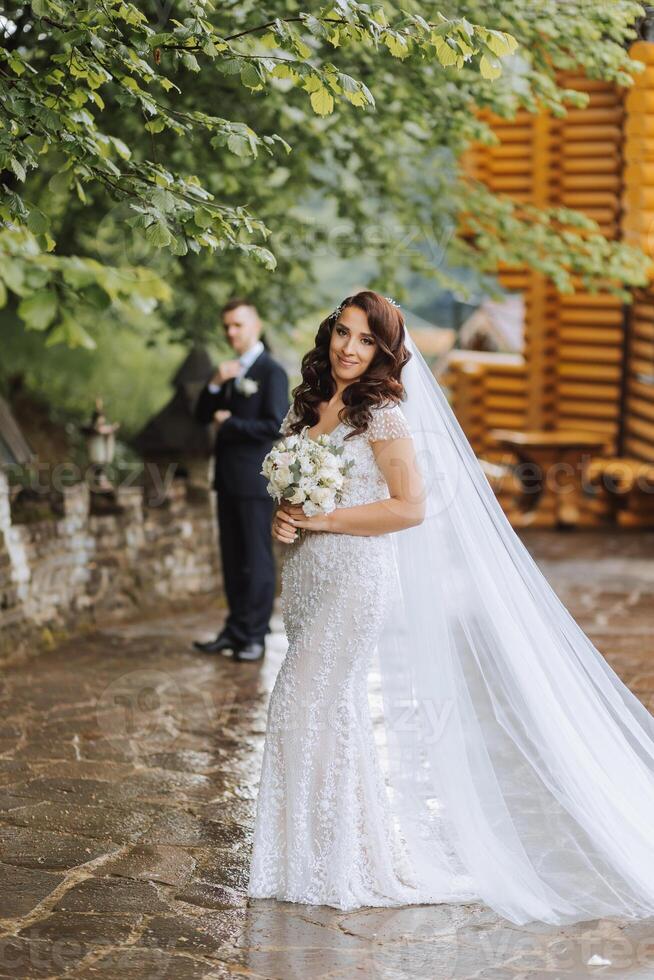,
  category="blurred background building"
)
[435,36,654,529]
